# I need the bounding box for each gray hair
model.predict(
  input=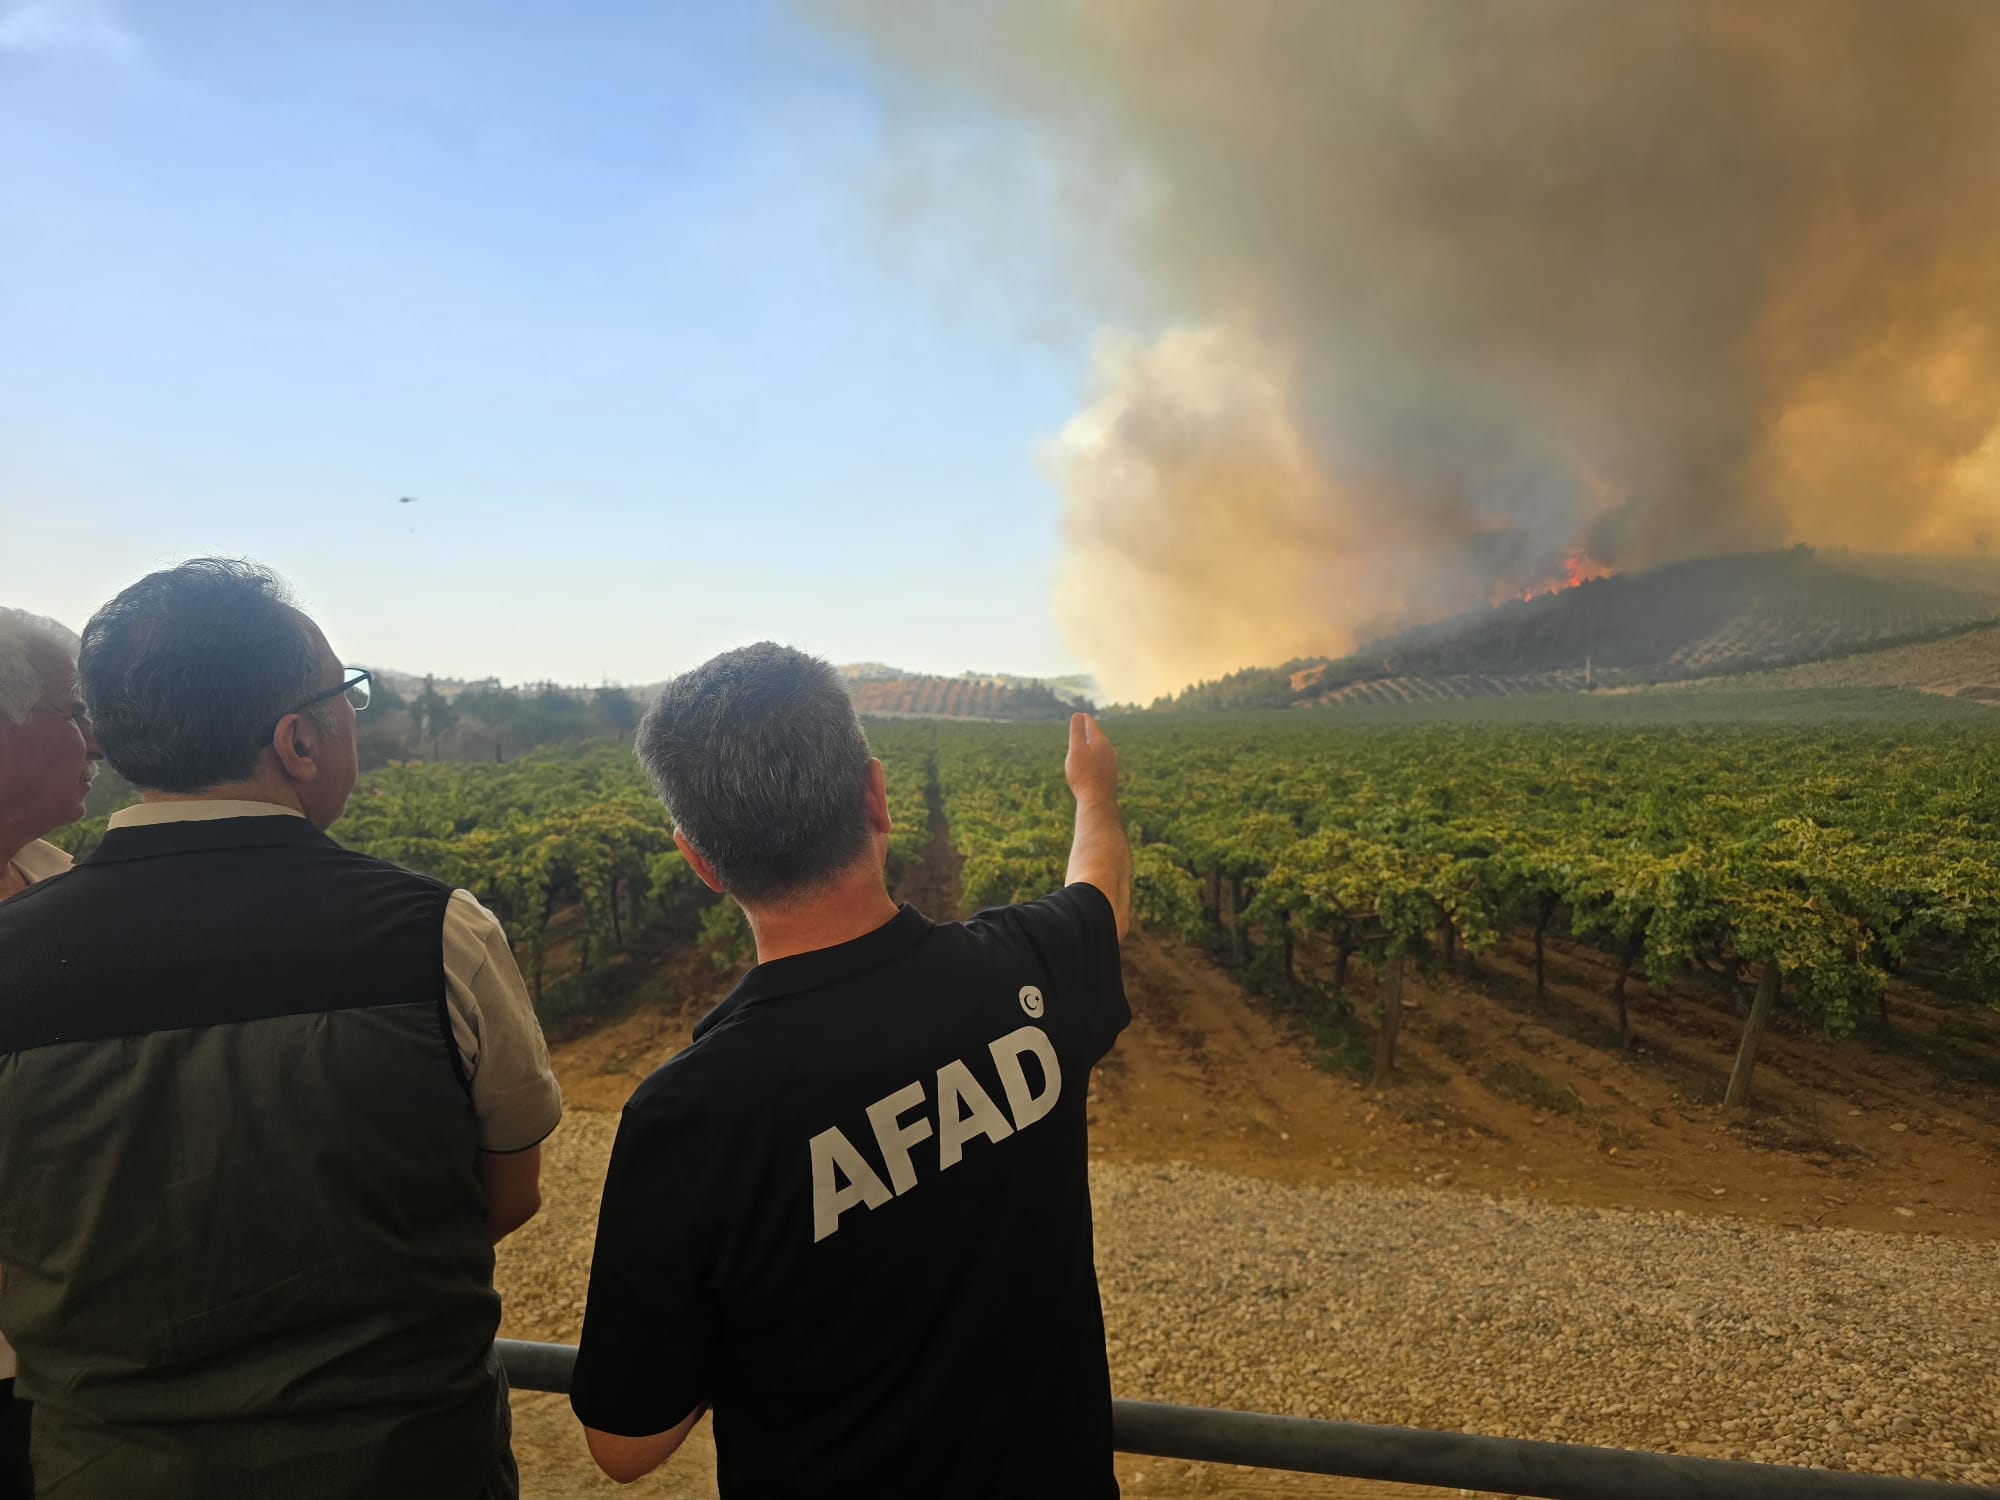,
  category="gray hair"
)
[0,608,81,728]
[636,642,874,905]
